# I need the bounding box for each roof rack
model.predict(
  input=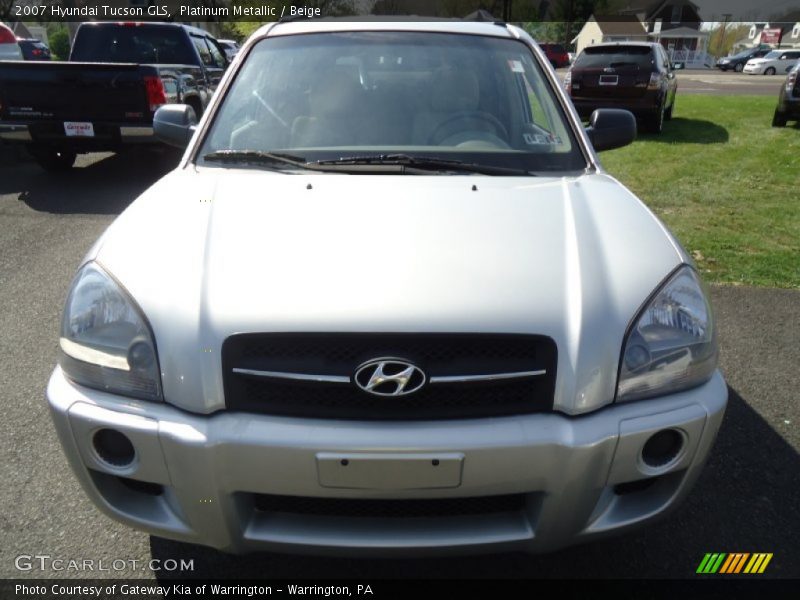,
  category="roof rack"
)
[462,9,503,24]
[277,10,508,25]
